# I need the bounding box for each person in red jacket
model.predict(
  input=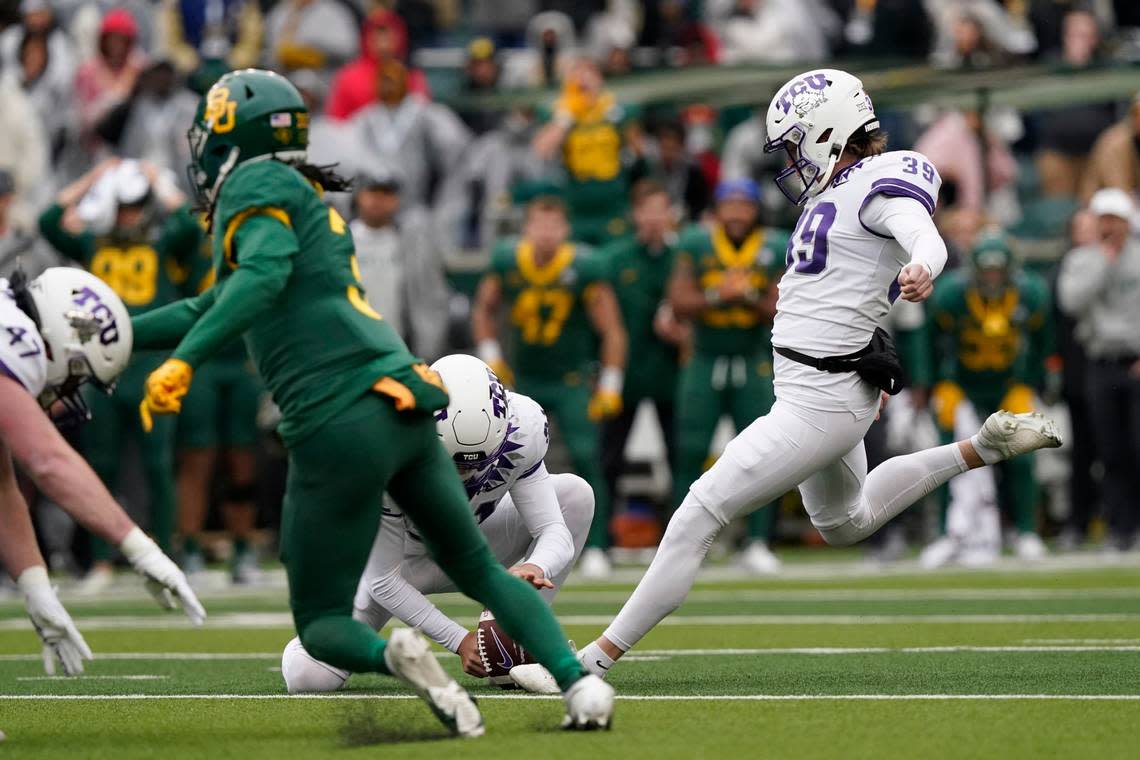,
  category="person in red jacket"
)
[325,8,430,121]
